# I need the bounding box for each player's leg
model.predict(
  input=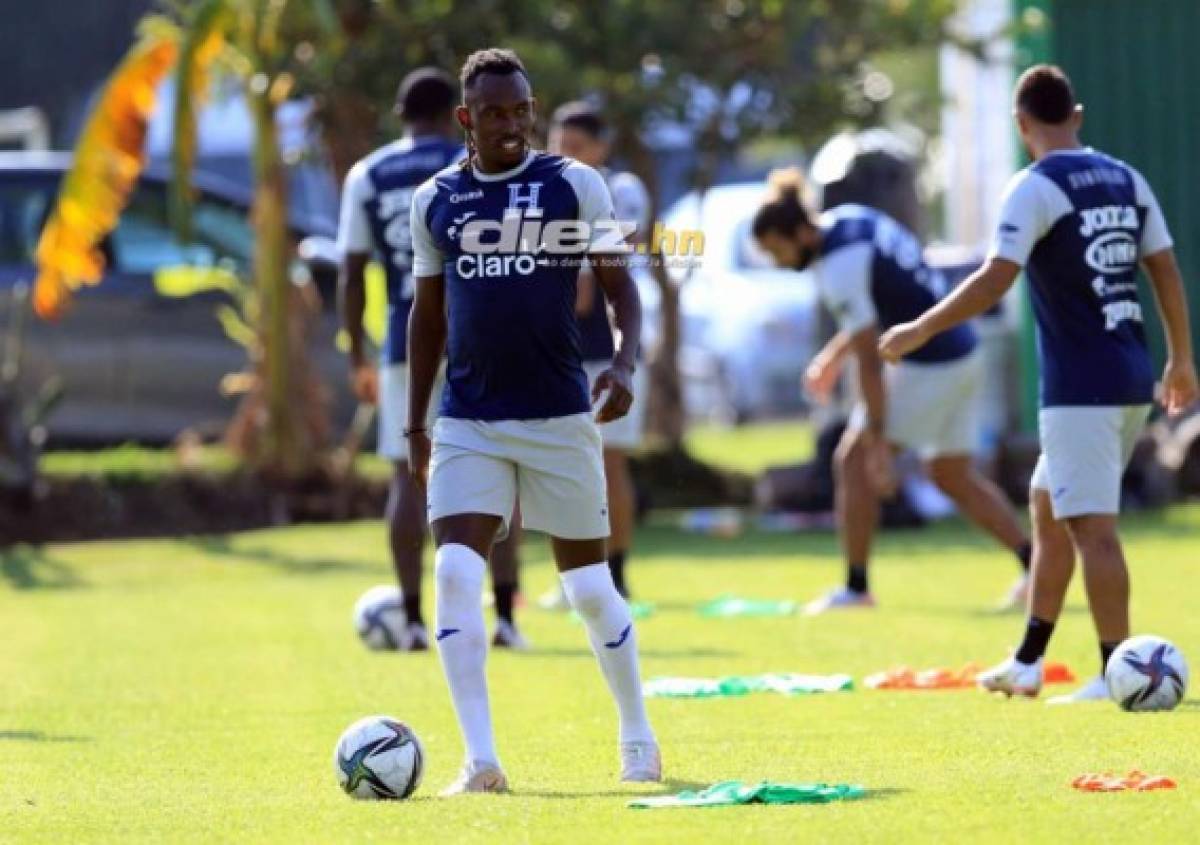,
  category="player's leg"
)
[805,425,879,614]
[385,461,430,648]
[425,421,517,794]
[377,364,430,649]
[518,414,659,781]
[489,507,528,649]
[925,454,1033,603]
[978,482,1074,696]
[603,446,636,596]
